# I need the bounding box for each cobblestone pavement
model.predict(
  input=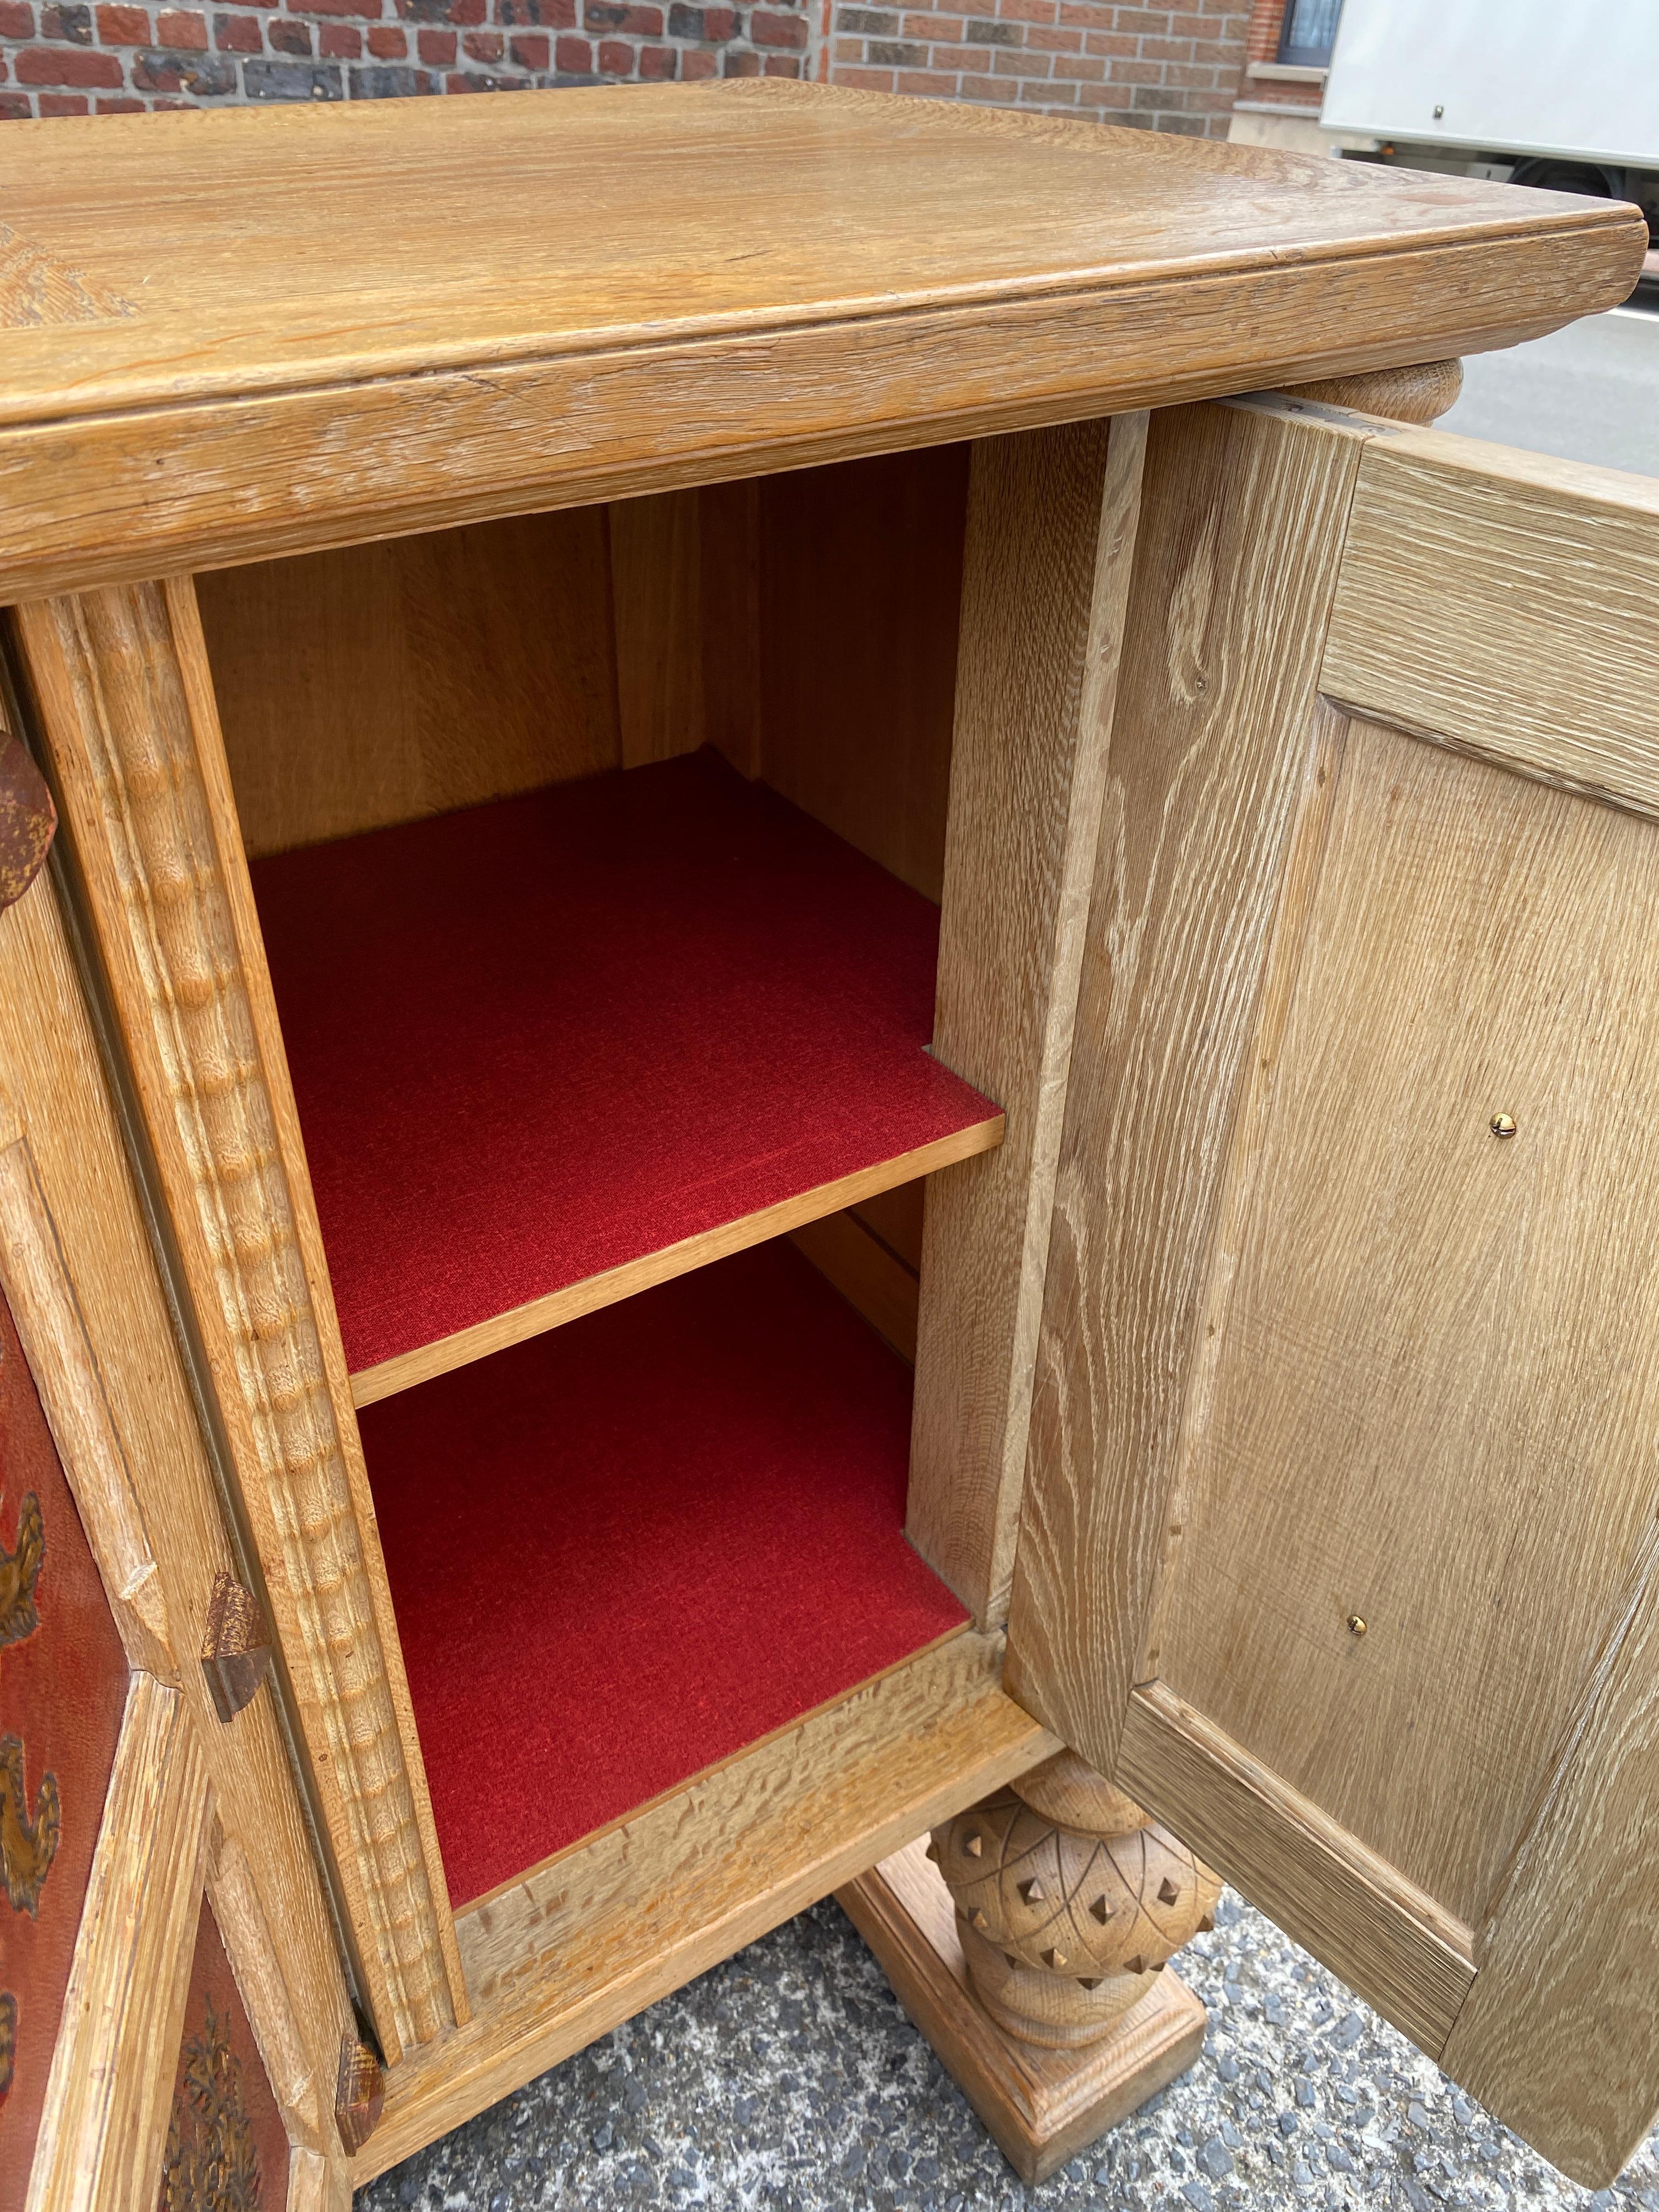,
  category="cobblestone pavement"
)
[358,1889,1659,2211]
